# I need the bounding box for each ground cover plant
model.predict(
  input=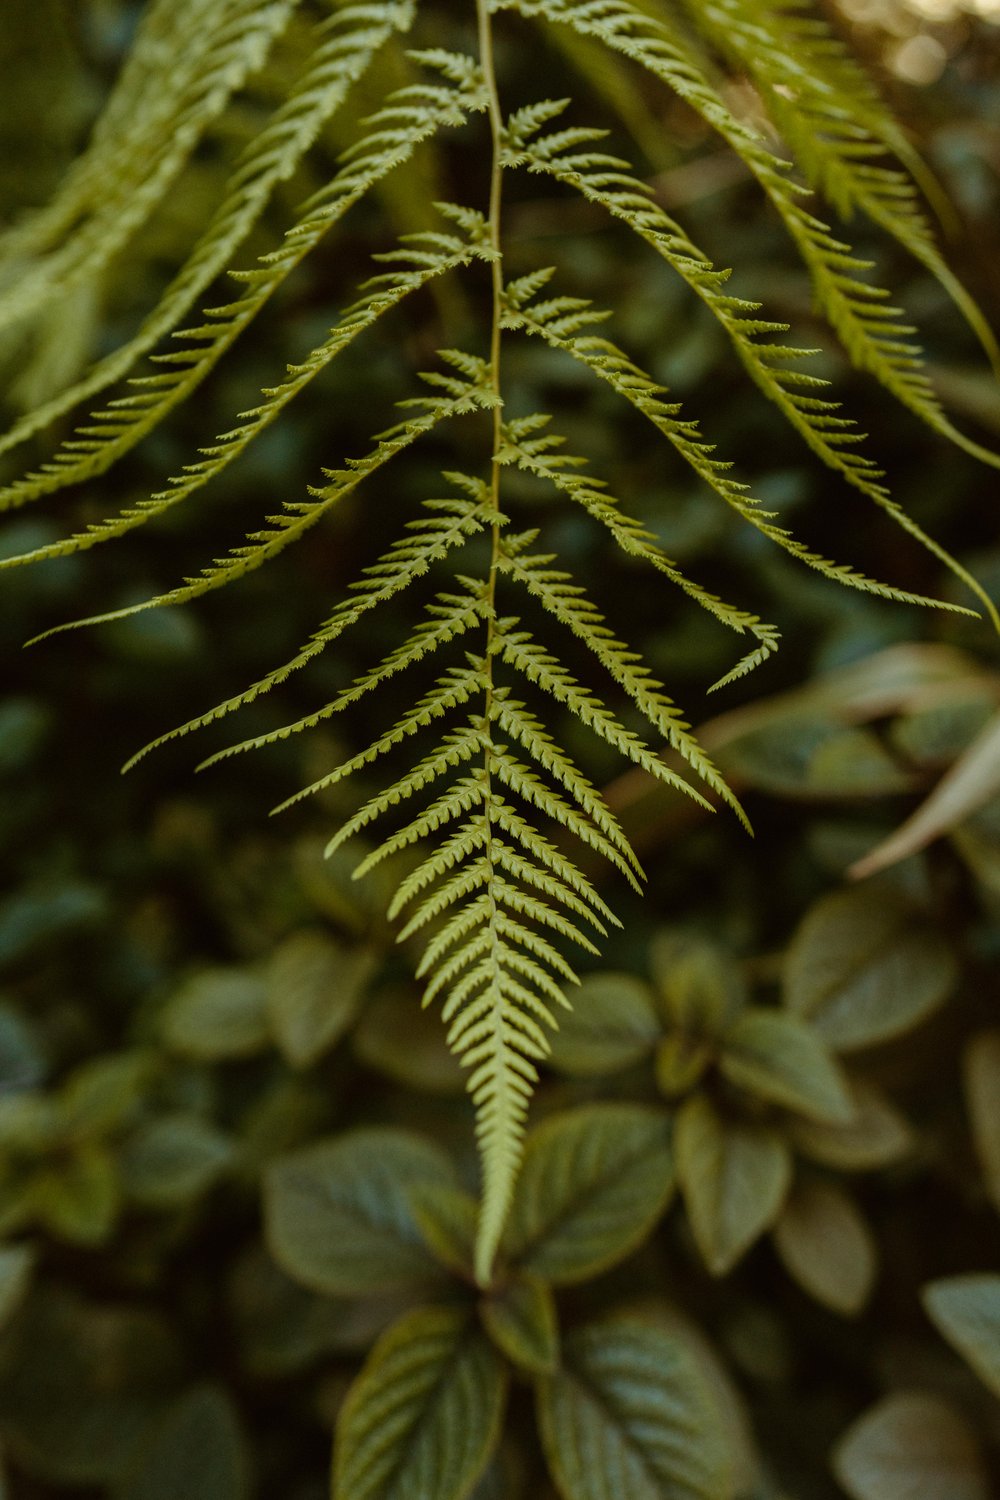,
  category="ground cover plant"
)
[0,0,999,1496]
